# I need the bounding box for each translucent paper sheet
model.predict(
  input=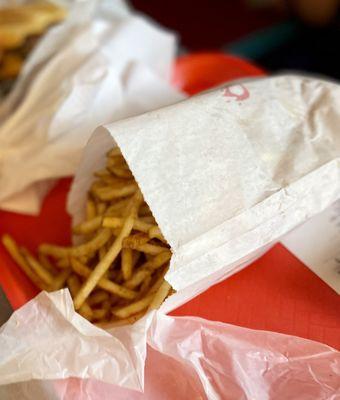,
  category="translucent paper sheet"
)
[1,75,339,398]
[0,291,339,399]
